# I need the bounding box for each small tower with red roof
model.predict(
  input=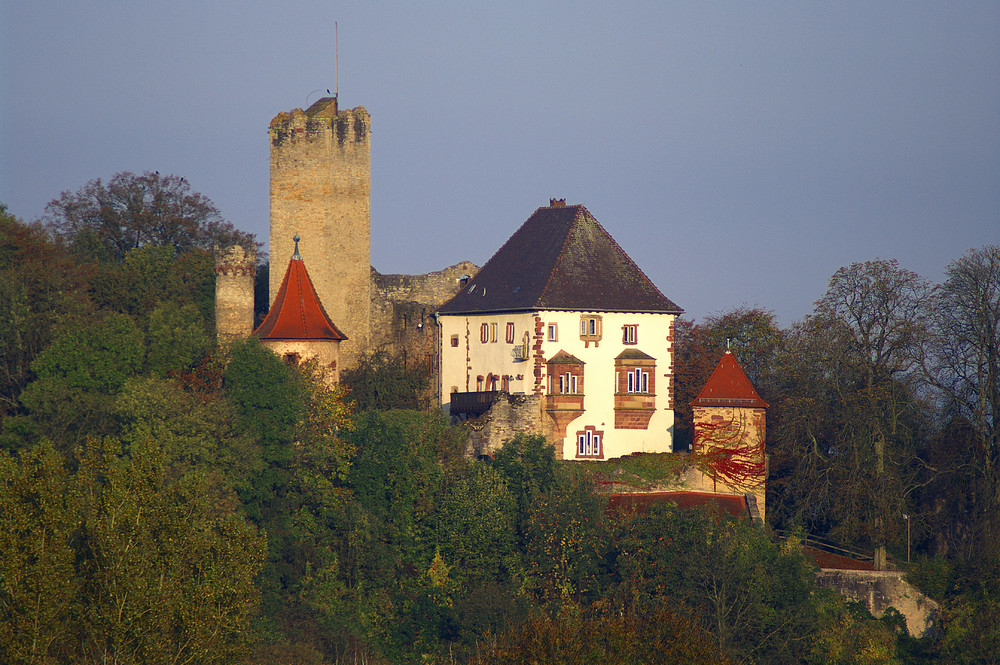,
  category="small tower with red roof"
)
[690,350,769,522]
[254,235,347,383]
